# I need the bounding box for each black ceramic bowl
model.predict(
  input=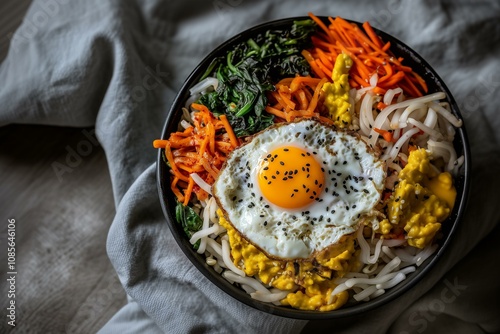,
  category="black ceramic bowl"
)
[156,16,470,319]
